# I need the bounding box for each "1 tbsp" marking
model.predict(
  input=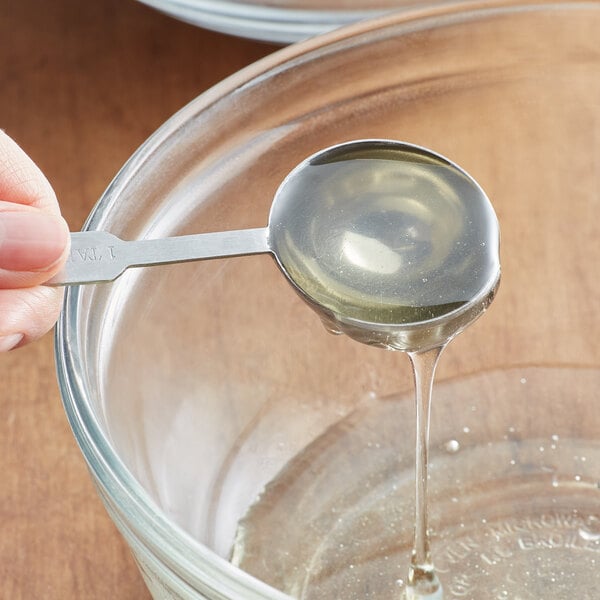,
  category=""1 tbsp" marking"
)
[68,246,116,262]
